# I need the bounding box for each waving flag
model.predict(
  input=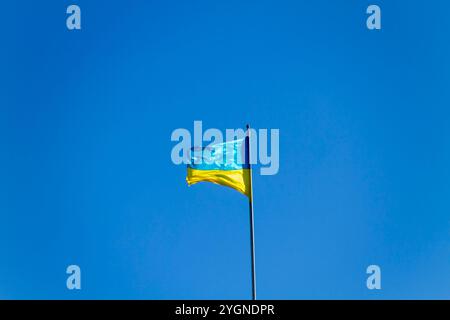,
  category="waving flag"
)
[186,137,251,197]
